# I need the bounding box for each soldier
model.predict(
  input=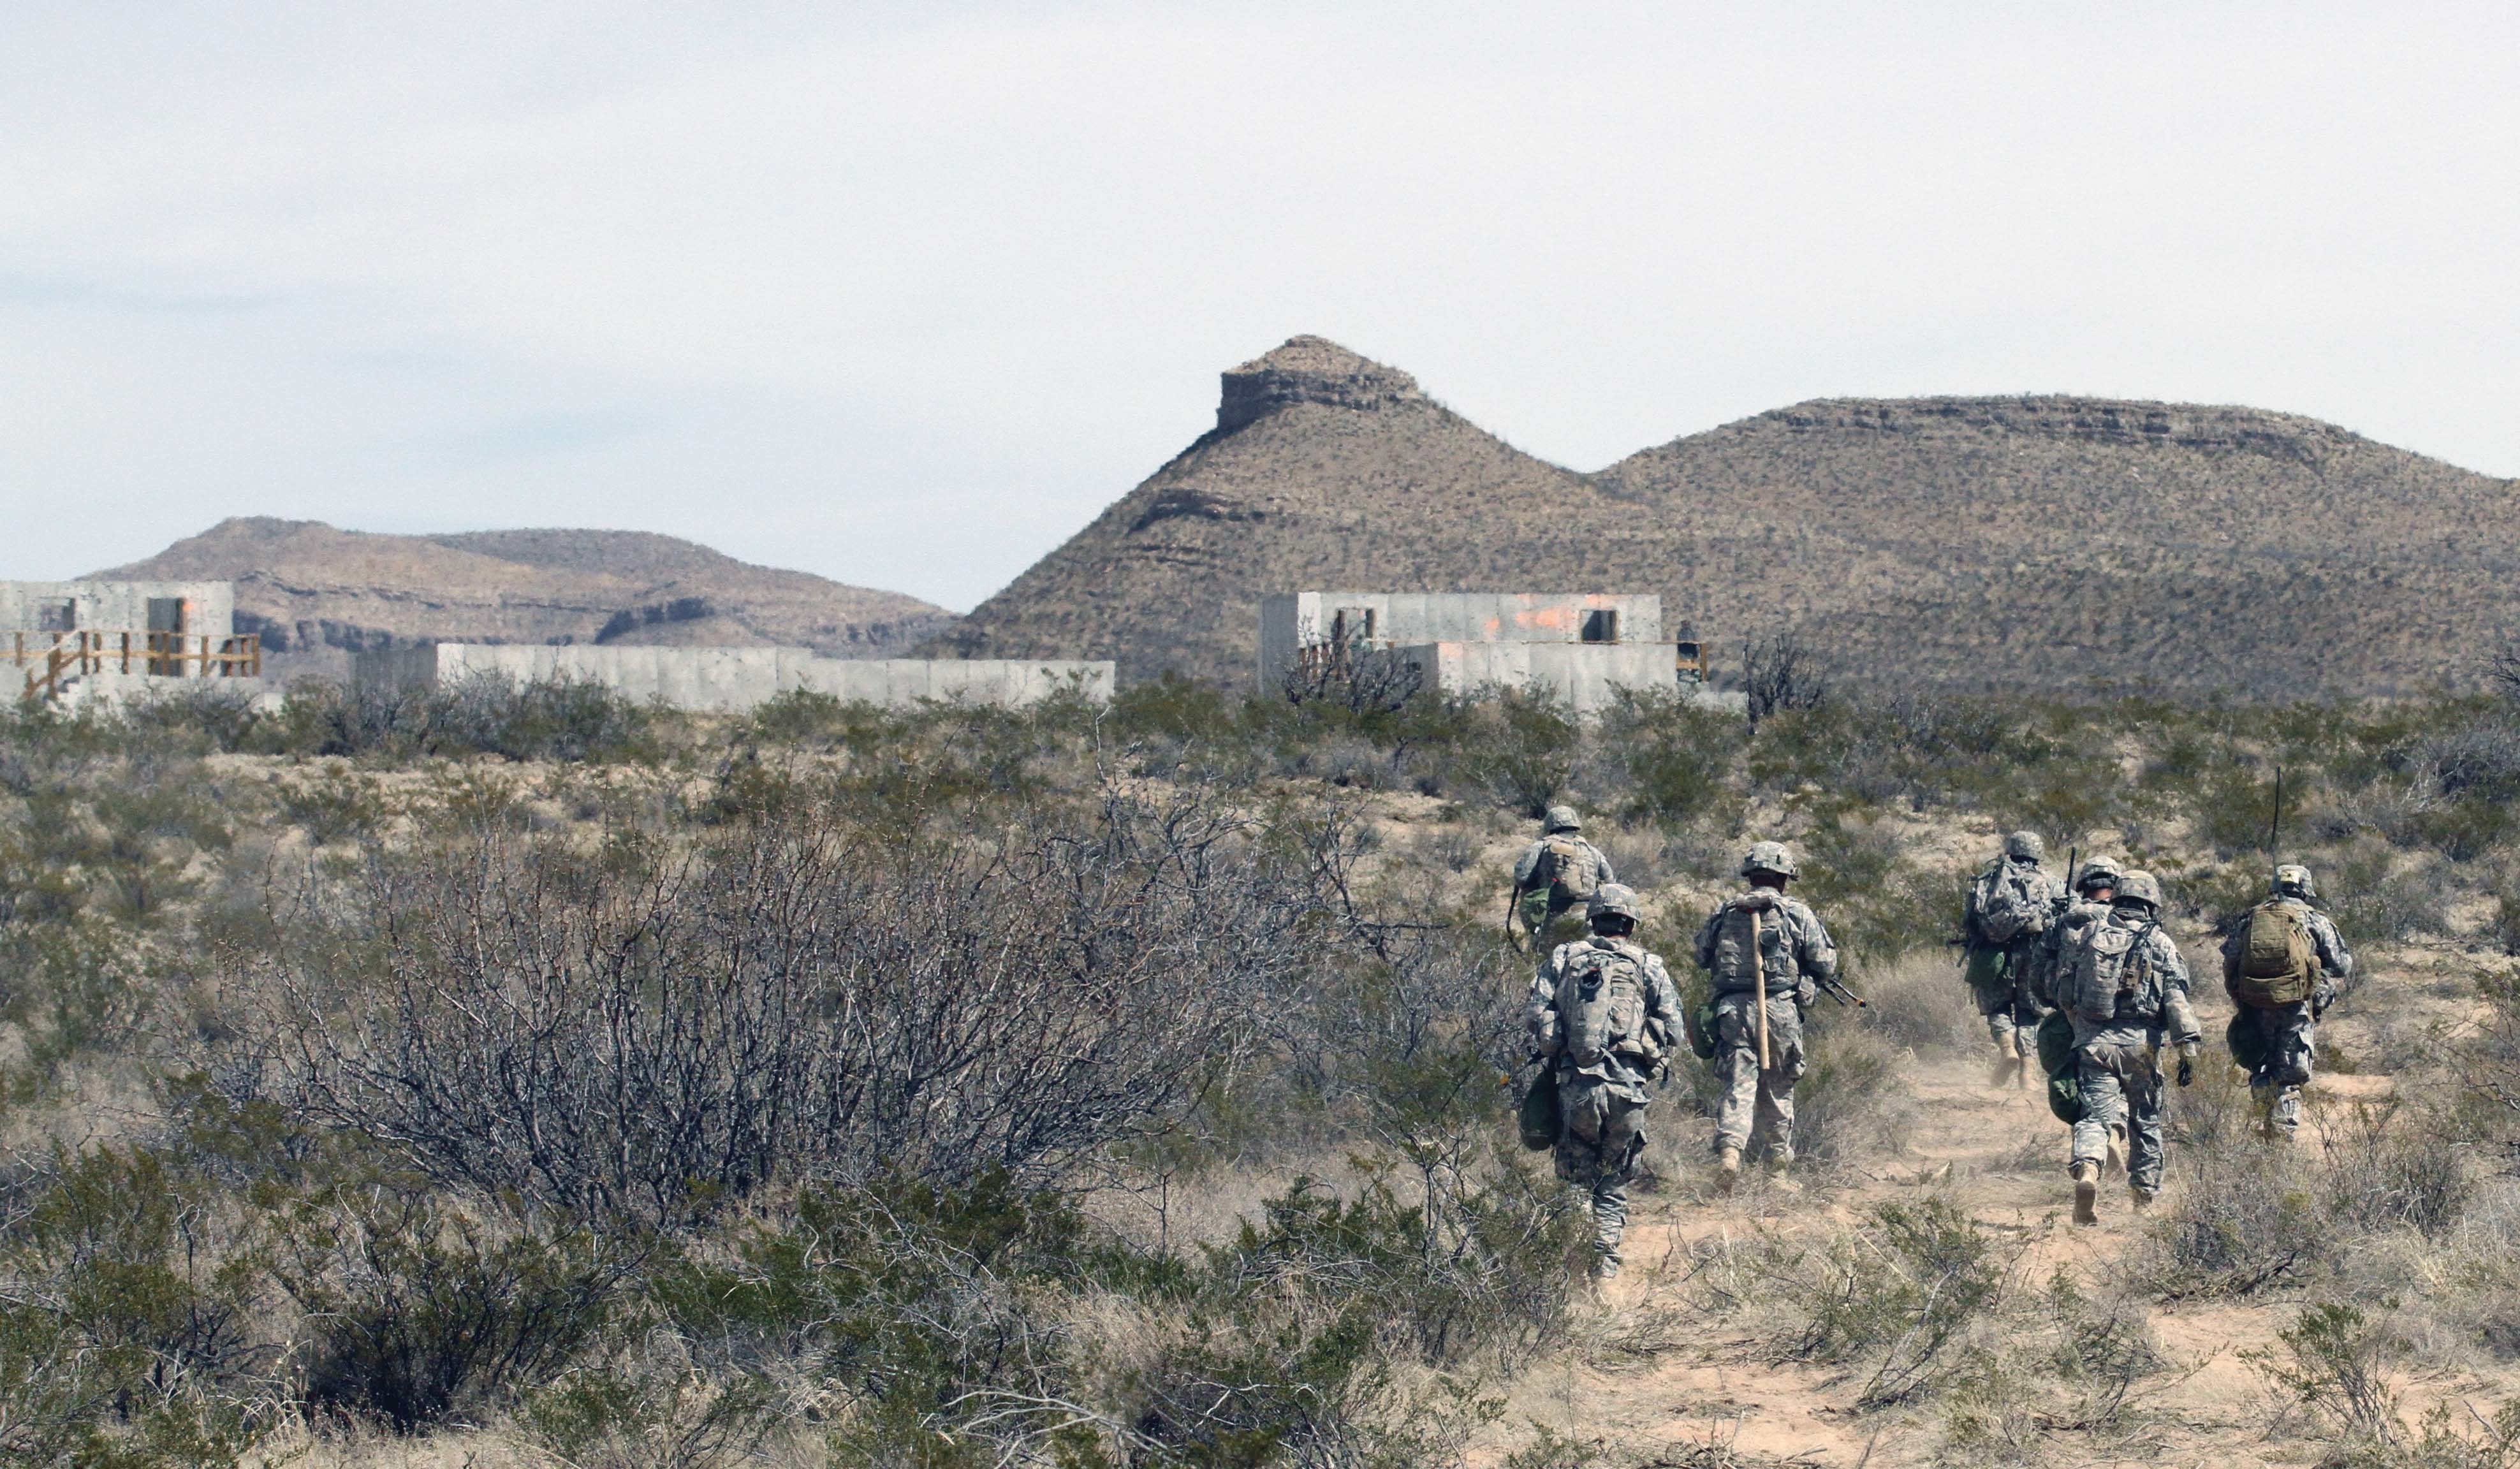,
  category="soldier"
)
[1963,831,2064,1088]
[2221,864,2354,1139]
[2055,870,2202,1224]
[2028,856,2123,1010]
[1511,806,1618,952]
[1695,842,1840,1192]
[1524,884,1681,1278]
